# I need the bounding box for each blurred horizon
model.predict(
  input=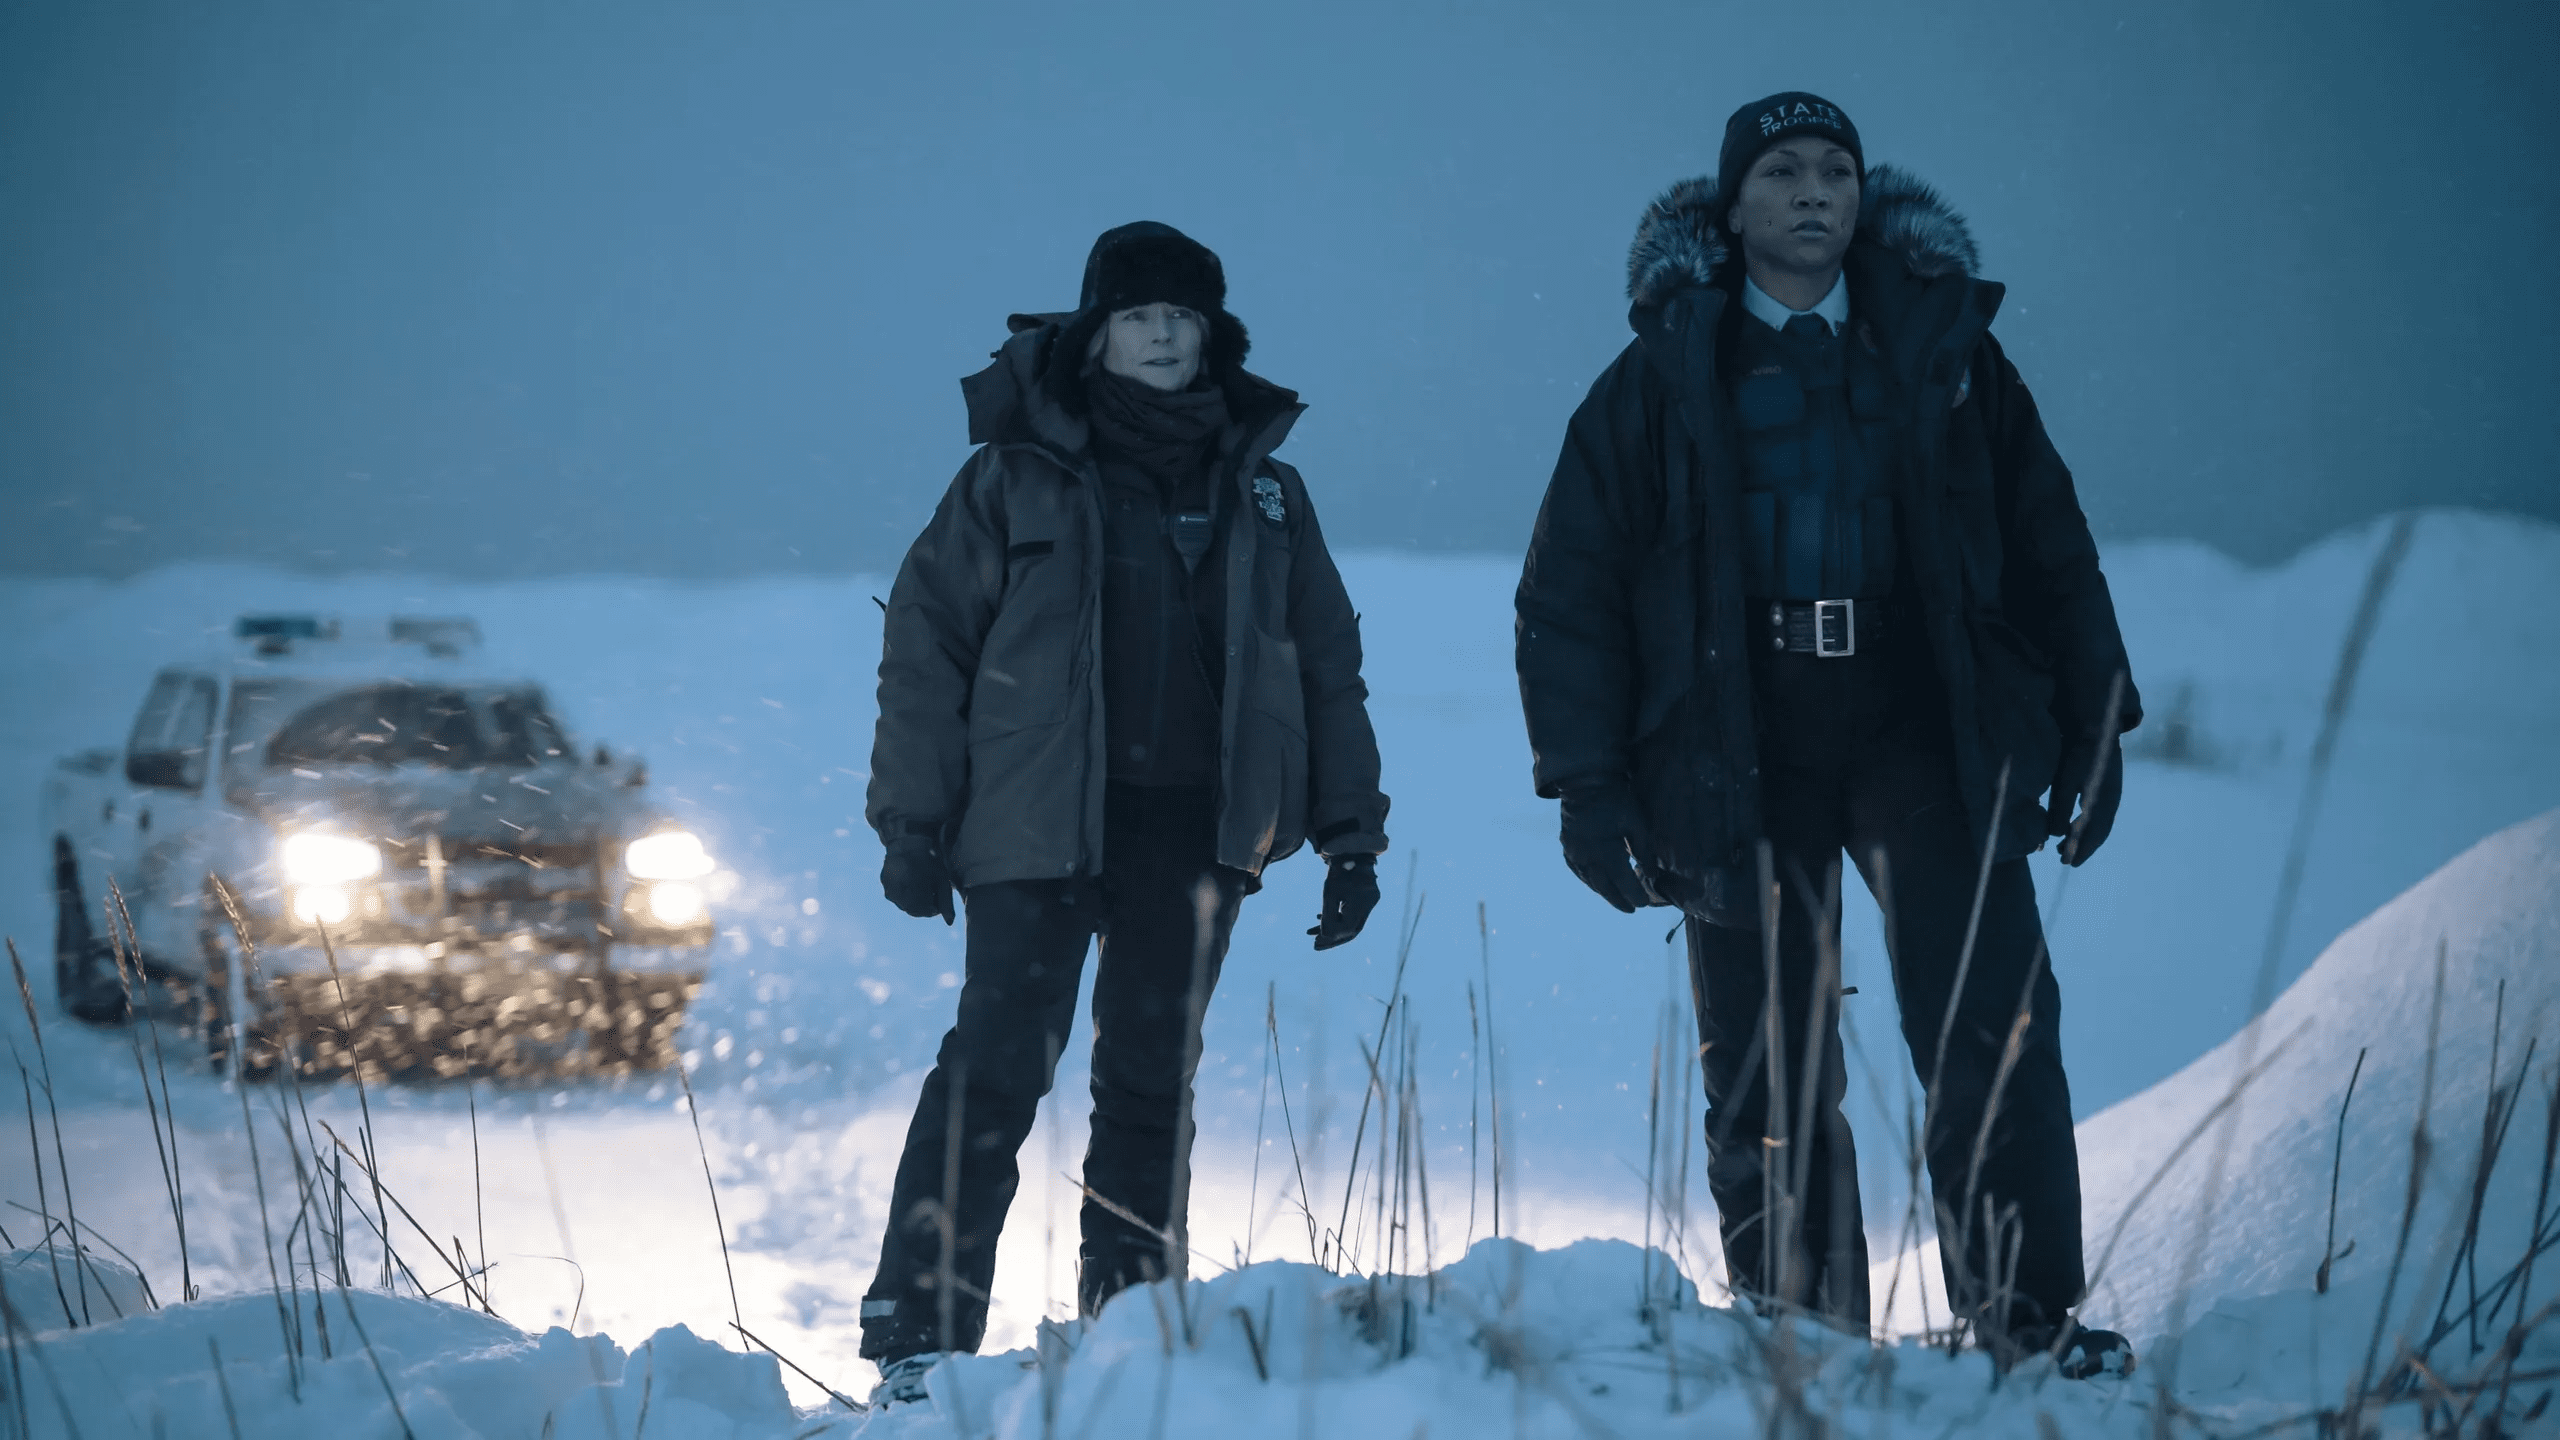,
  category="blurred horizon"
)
[5,0,2554,580]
